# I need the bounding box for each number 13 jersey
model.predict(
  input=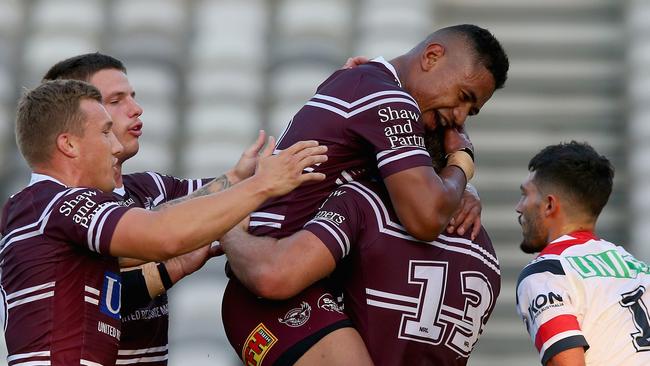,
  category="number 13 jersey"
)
[303,180,501,365]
